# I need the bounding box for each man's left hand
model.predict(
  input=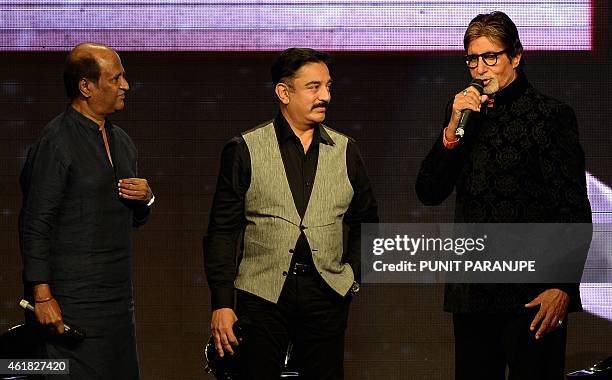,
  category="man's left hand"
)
[118,178,153,203]
[525,288,569,340]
